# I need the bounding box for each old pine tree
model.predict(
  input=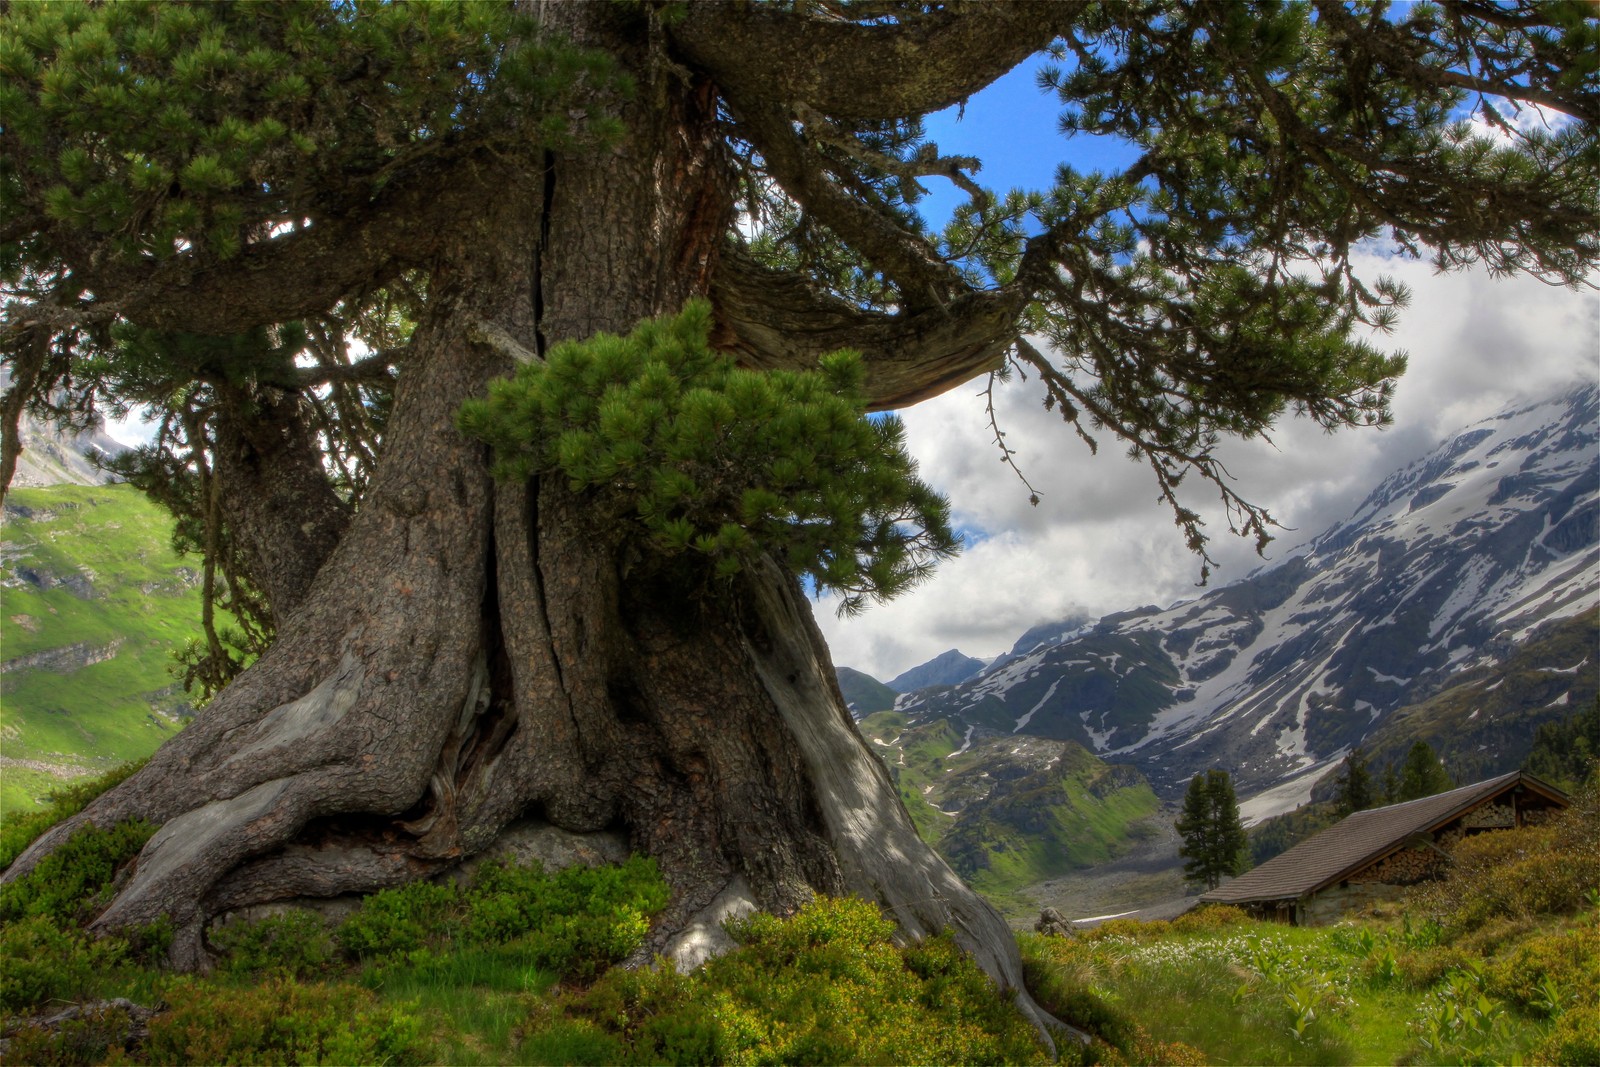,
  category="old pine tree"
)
[2,1,1595,1022]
